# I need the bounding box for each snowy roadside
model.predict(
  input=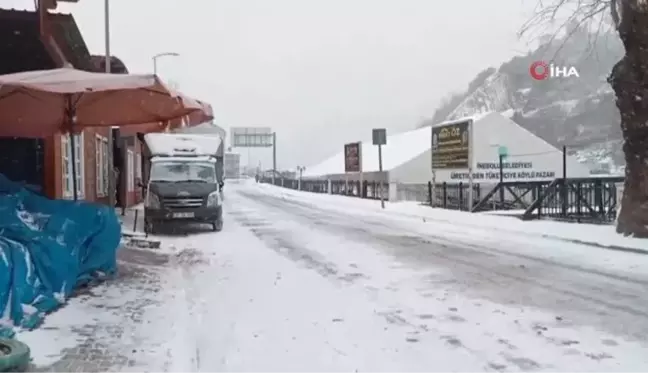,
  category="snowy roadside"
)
[253,182,647,254]
[16,246,169,371]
